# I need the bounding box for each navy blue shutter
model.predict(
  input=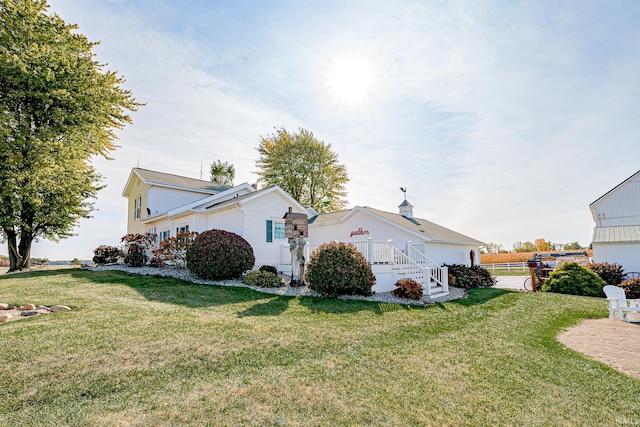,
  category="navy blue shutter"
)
[266,220,273,242]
